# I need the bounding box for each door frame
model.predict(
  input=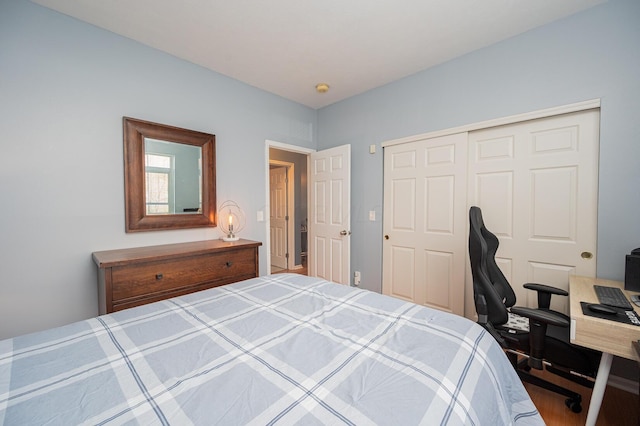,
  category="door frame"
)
[265,140,315,274]
[382,99,600,148]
